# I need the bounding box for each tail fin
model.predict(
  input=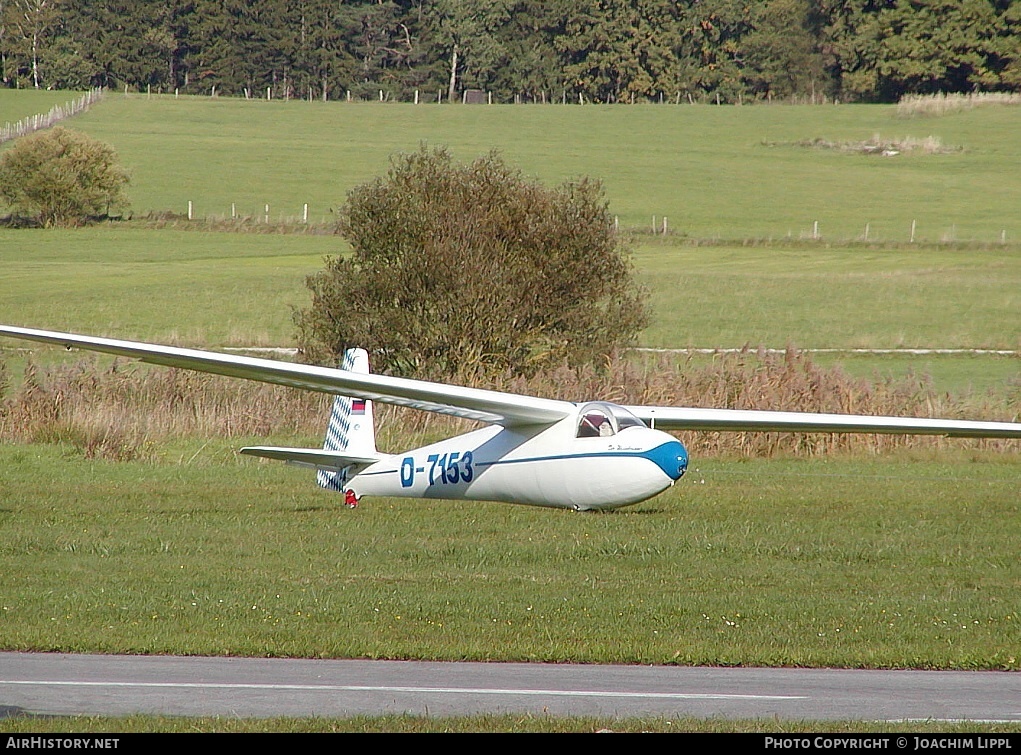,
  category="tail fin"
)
[317,348,376,492]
